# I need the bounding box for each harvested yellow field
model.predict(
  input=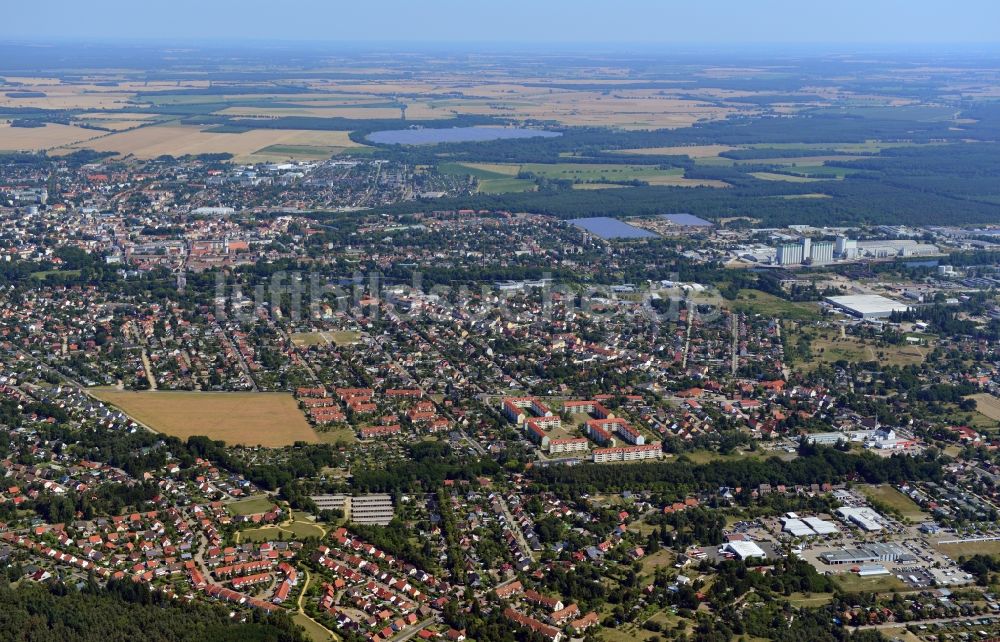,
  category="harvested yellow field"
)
[57,125,365,159]
[76,120,148,132]
[84,112,158,121]
[615,145,737,157]
[90,389,319,447]
[448,91,734,129]
[0,91,133,110]
[0,123,102,151]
